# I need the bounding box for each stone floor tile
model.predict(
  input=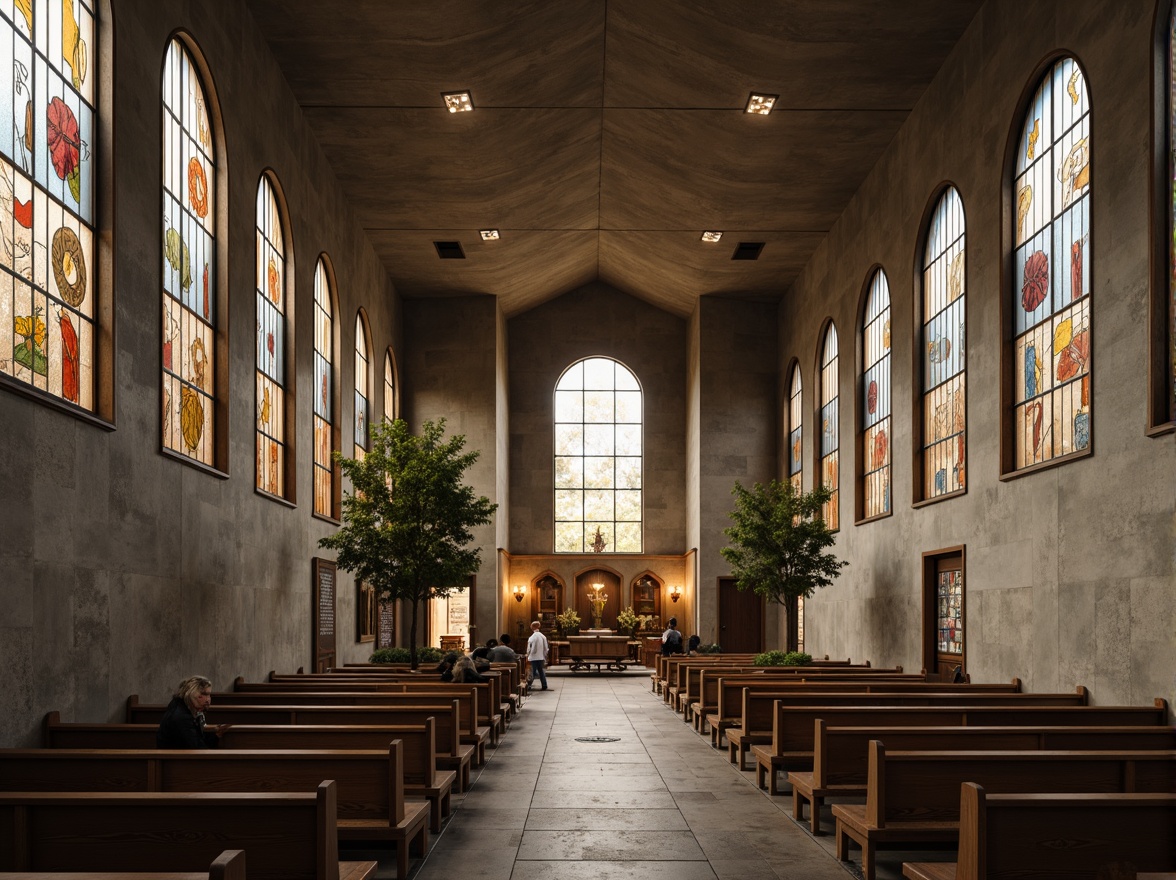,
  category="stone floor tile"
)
[509,861,718,880]
[516,829,705,861]
[524,807,688,831]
